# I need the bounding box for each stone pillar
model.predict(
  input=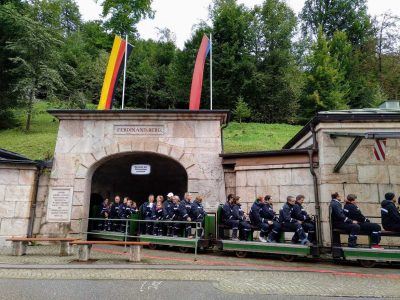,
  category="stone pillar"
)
[59,241,71,256]
[12,241,27,256]
[129,245,142,262]
[77,244,91,261]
